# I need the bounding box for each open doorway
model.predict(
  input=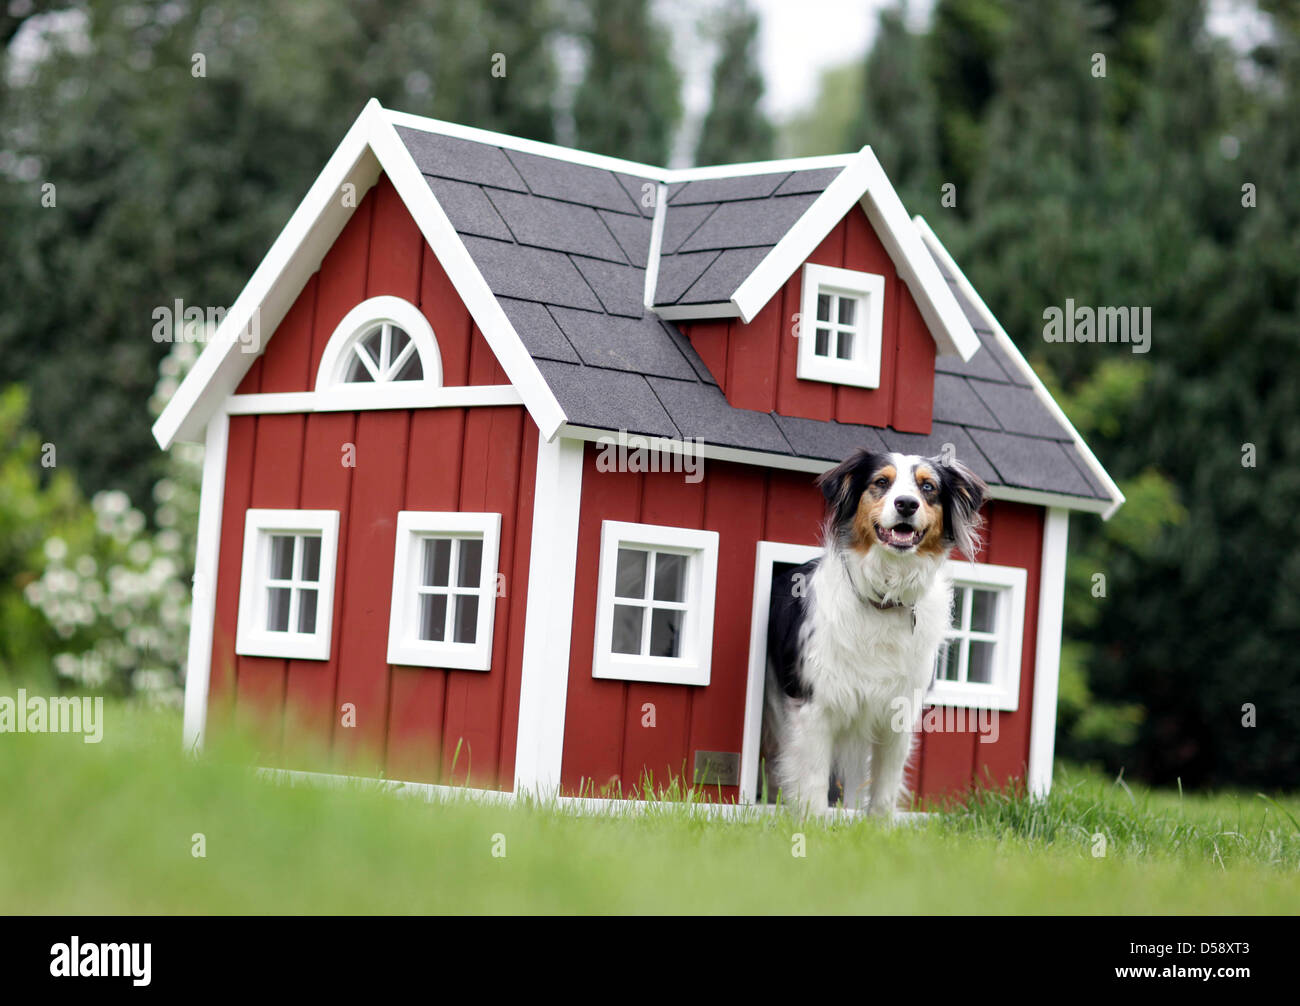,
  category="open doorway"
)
[739,541,823,805]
